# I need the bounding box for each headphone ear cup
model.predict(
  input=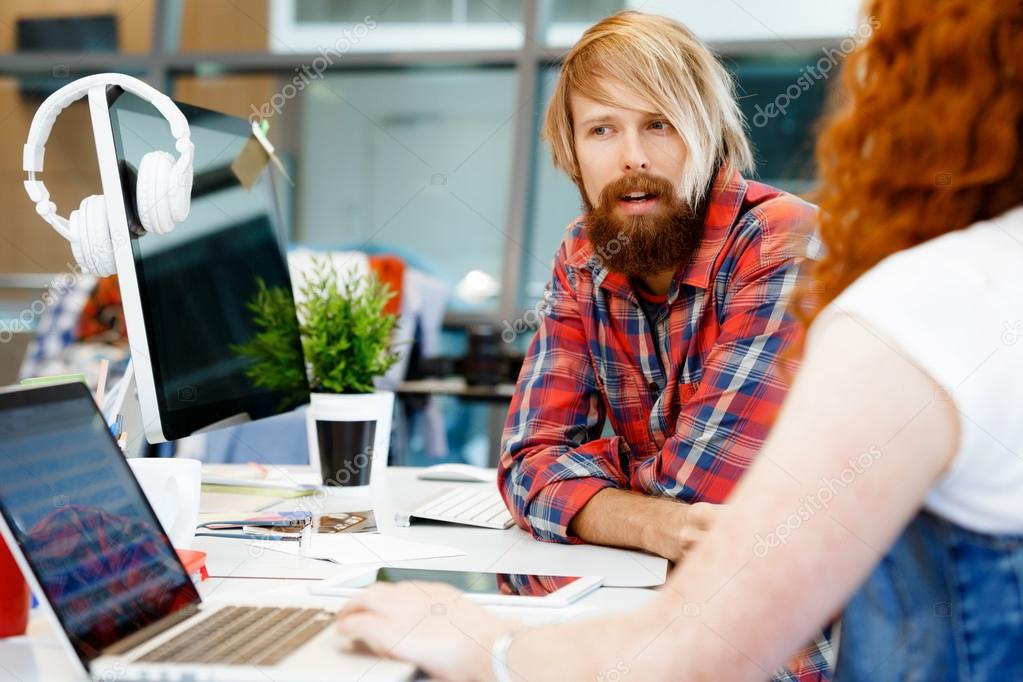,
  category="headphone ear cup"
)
[167,158,192,223]
[85,195,116,276]
[77,195,115,277]
[68,202,91,274]
[137,150,177,235]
